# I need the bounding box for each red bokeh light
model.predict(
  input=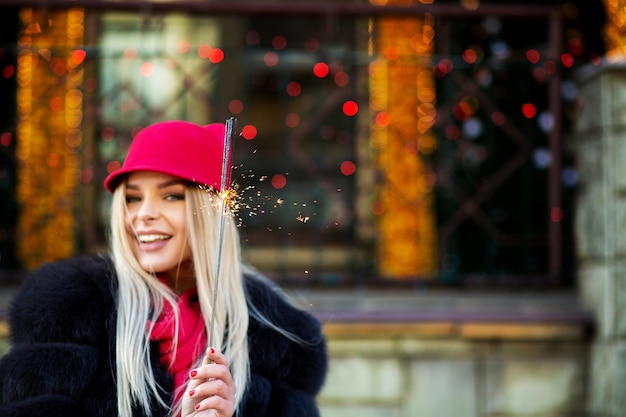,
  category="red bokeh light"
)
[445,125,460,140]
[304,38,320,52]
[371,201,385,216]
[561,53,574,68]
[286,81,302,96]
[334,71,350,87]
[140,62,155,77]
[551,207,564,223]
[522,103,537,118]
[3,65,14,79]
[375,111,391,127]
[208,48,224,64]
[242,125,257,140]
[264,52,279,67]
[340,161,356,176]
[271,174,287,189]
[198,44,212,59]
[462,49,477,64]
[342,101,358,117]
[272,35,287,50]
[107,160,122,174]
[384,45,400,61]
[285,113,300,128]
[229,99,244,114]
[101,126,115,142]
[123,48,137,60]
[313,62,329,78]
[491,111,506,126]
[0,132,12,147]
[176,39,191,54]
[72,49,86,65]
[49,96,63,111]
[526,49,540,64]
